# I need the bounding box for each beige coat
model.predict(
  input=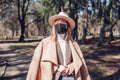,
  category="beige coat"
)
[26,37,91,80]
